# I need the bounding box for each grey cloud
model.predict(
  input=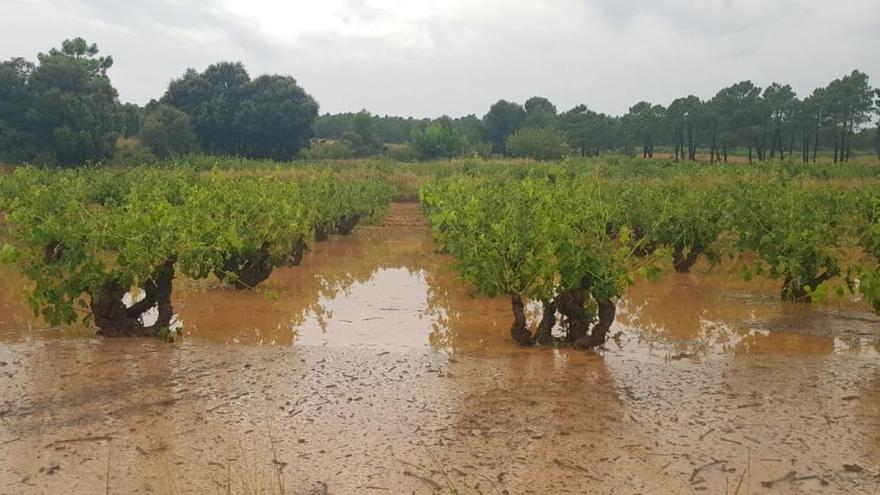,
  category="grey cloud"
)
[1,0,878,118]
